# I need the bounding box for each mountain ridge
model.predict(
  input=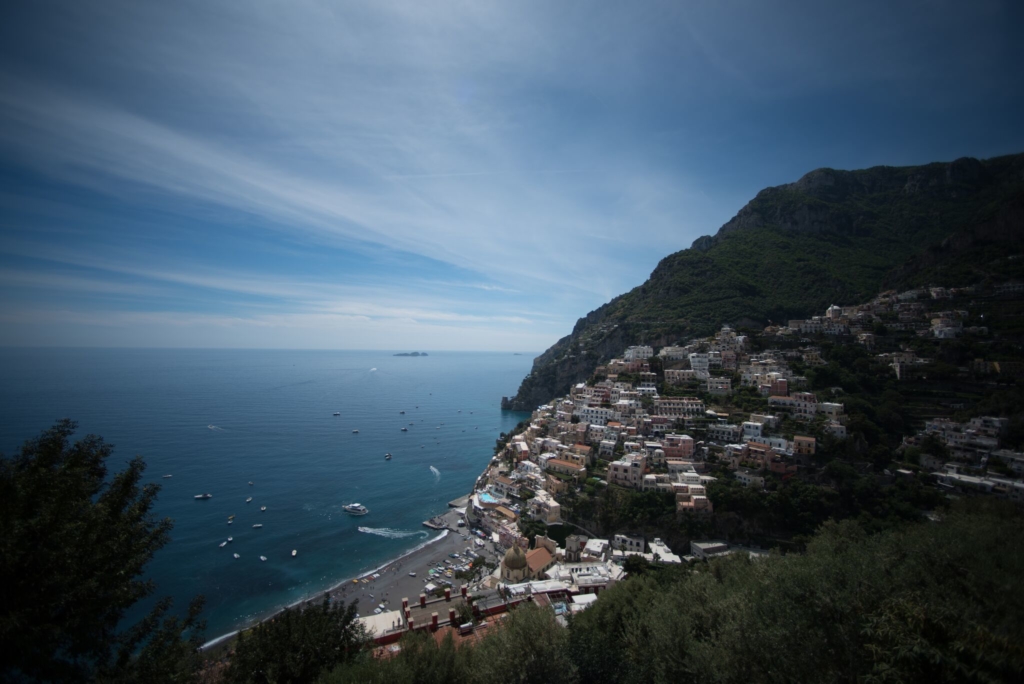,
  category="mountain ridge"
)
[502,152,1024,411]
